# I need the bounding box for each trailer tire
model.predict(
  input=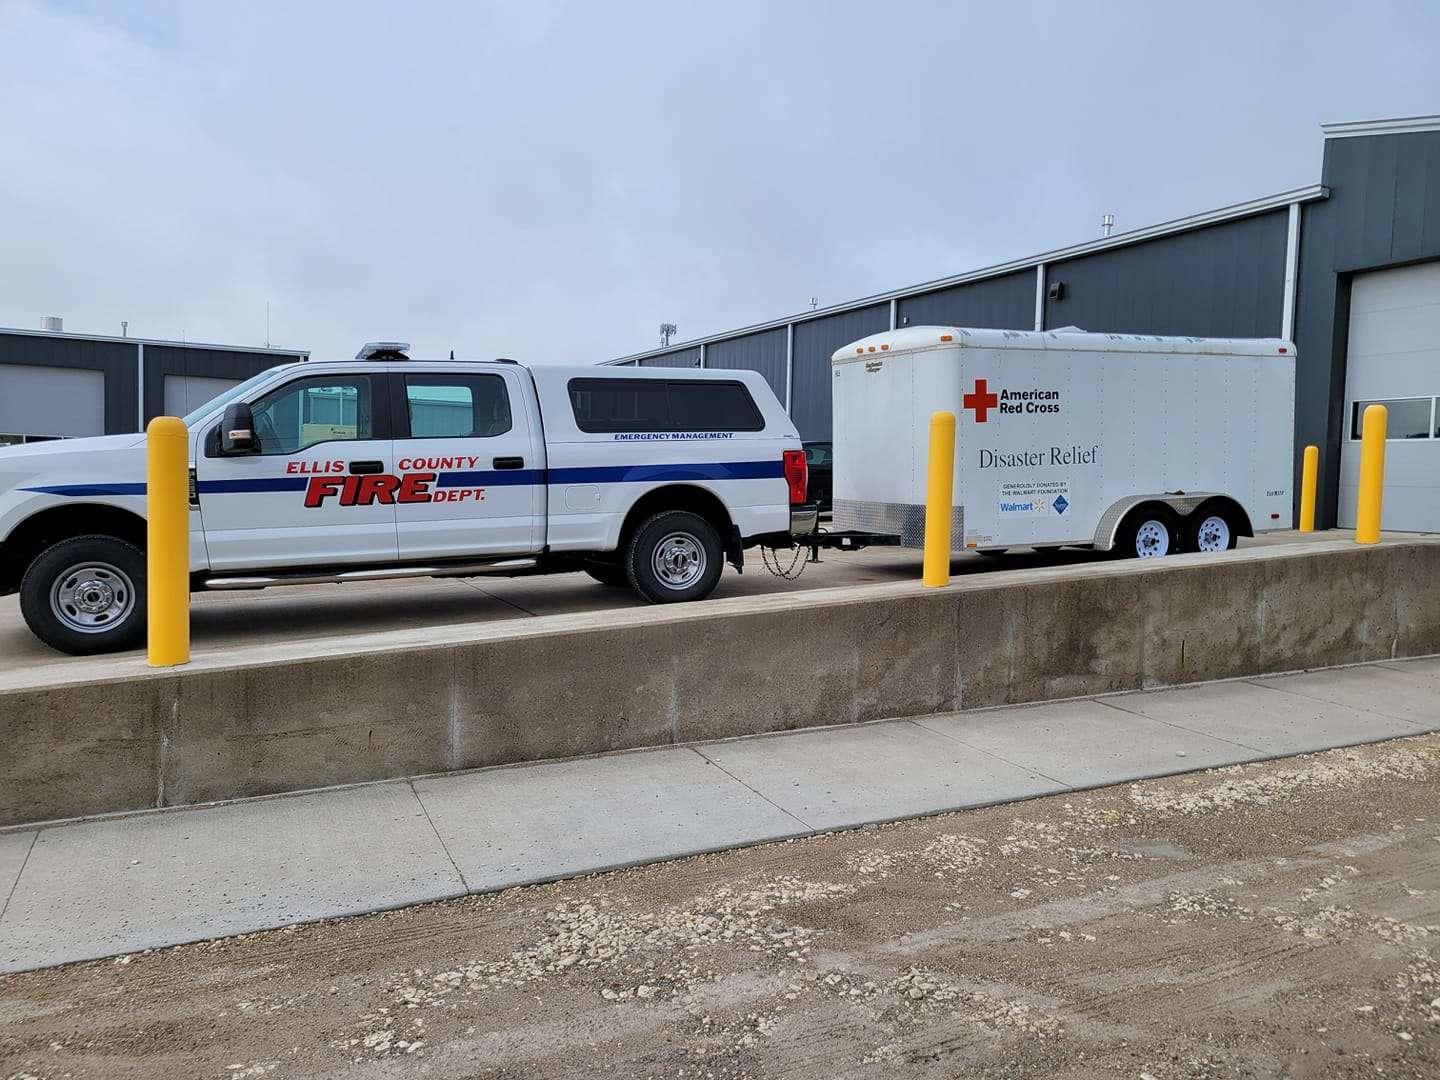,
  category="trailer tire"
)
[625,510,724,604]
[19,535,148,655]
[976,548,1009,557]
[1185,509,1239,553]
[1115,507,1179,560]
[585,564,632,588]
